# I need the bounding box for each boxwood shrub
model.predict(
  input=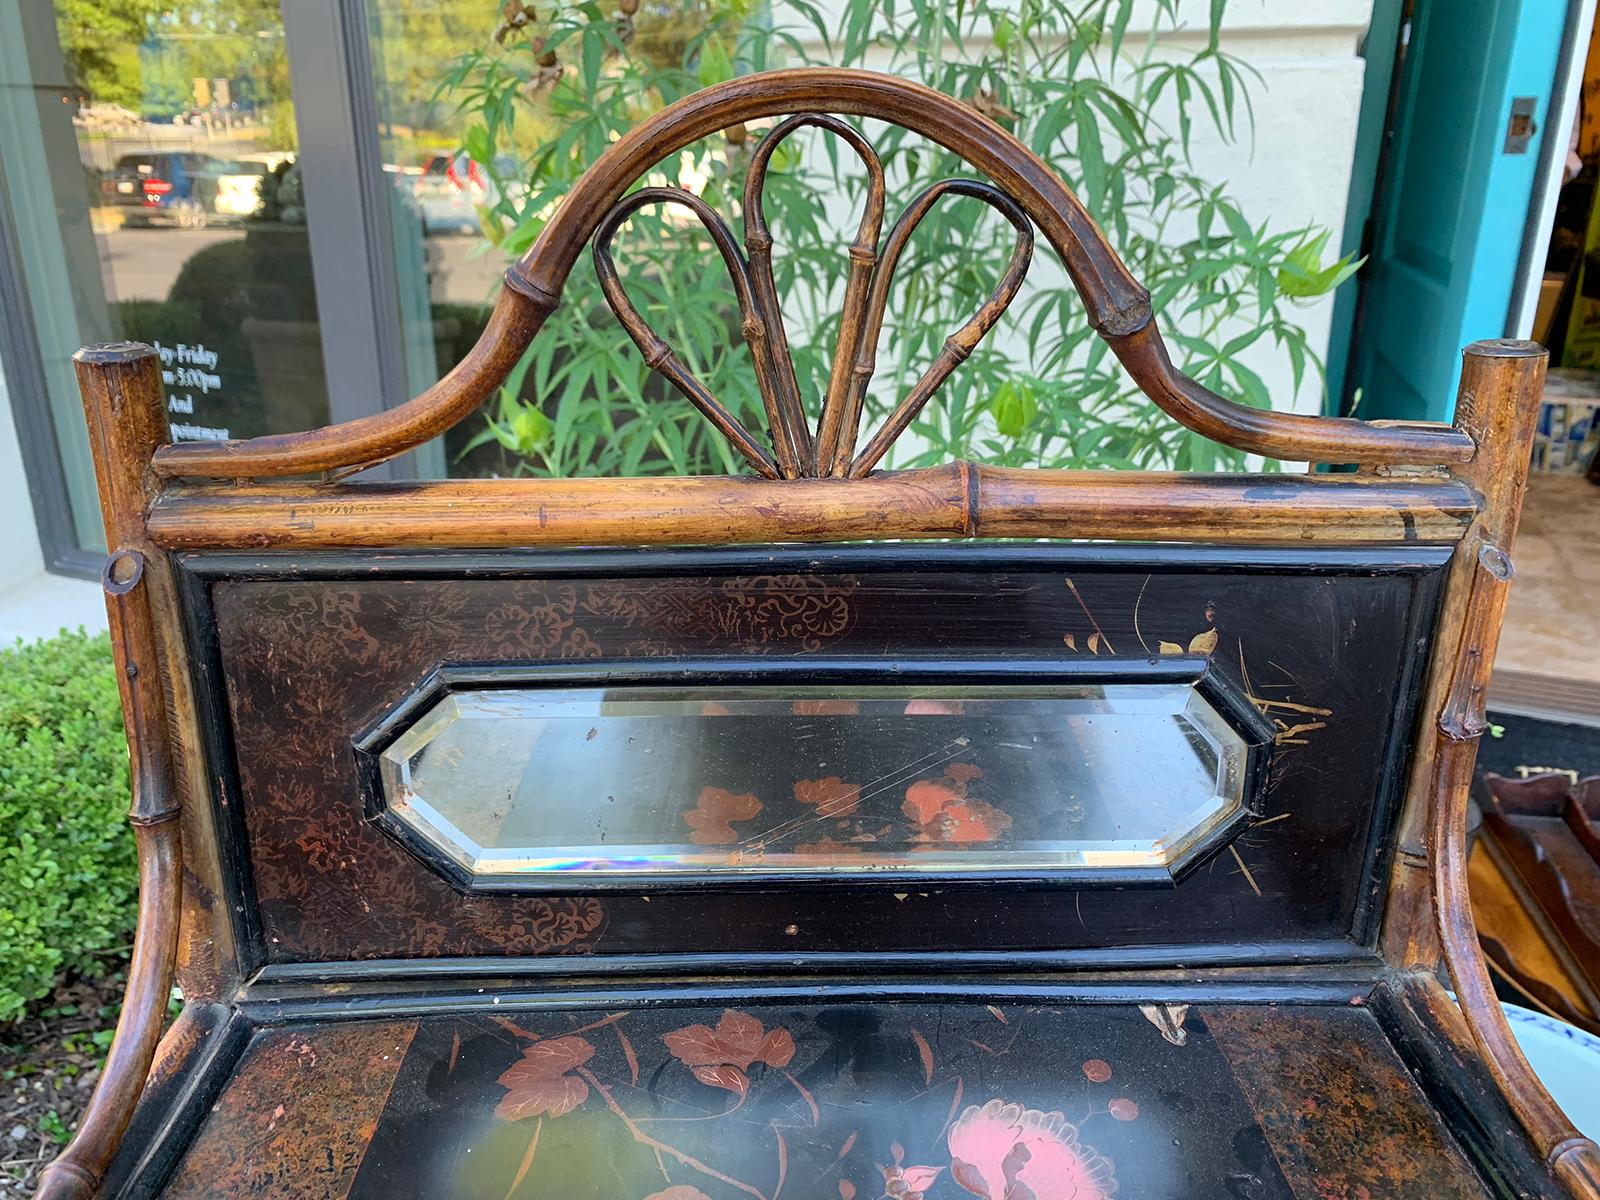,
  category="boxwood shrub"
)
[0,630,134,1023]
